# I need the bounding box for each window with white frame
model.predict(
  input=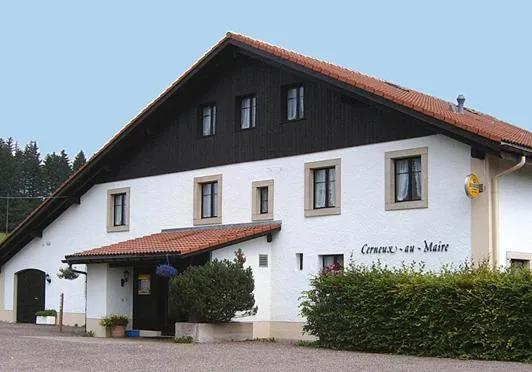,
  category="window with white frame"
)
[239,95,256,130]
[304,158,341,217]
[284,85,304,121]
[107,187,130,232]
[201,103,216,136]
[385,147,428,211]
[193,174,222,225]
[252,180,274,221]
